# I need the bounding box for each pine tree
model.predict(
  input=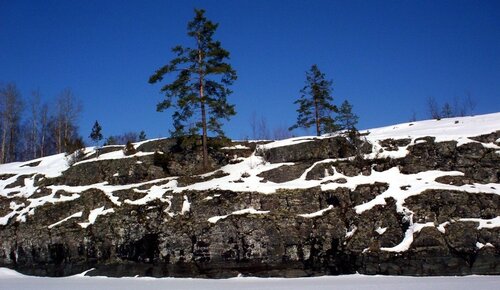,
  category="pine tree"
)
[289,65,338,136]
[149,9,237,169]
[90,121,103,147]
[336,100,359,131]
[139,130,147,141]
